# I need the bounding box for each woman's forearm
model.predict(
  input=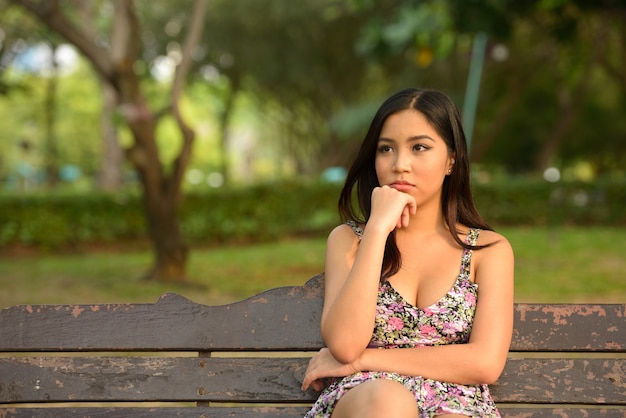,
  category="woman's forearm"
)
[355,342,508,385]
